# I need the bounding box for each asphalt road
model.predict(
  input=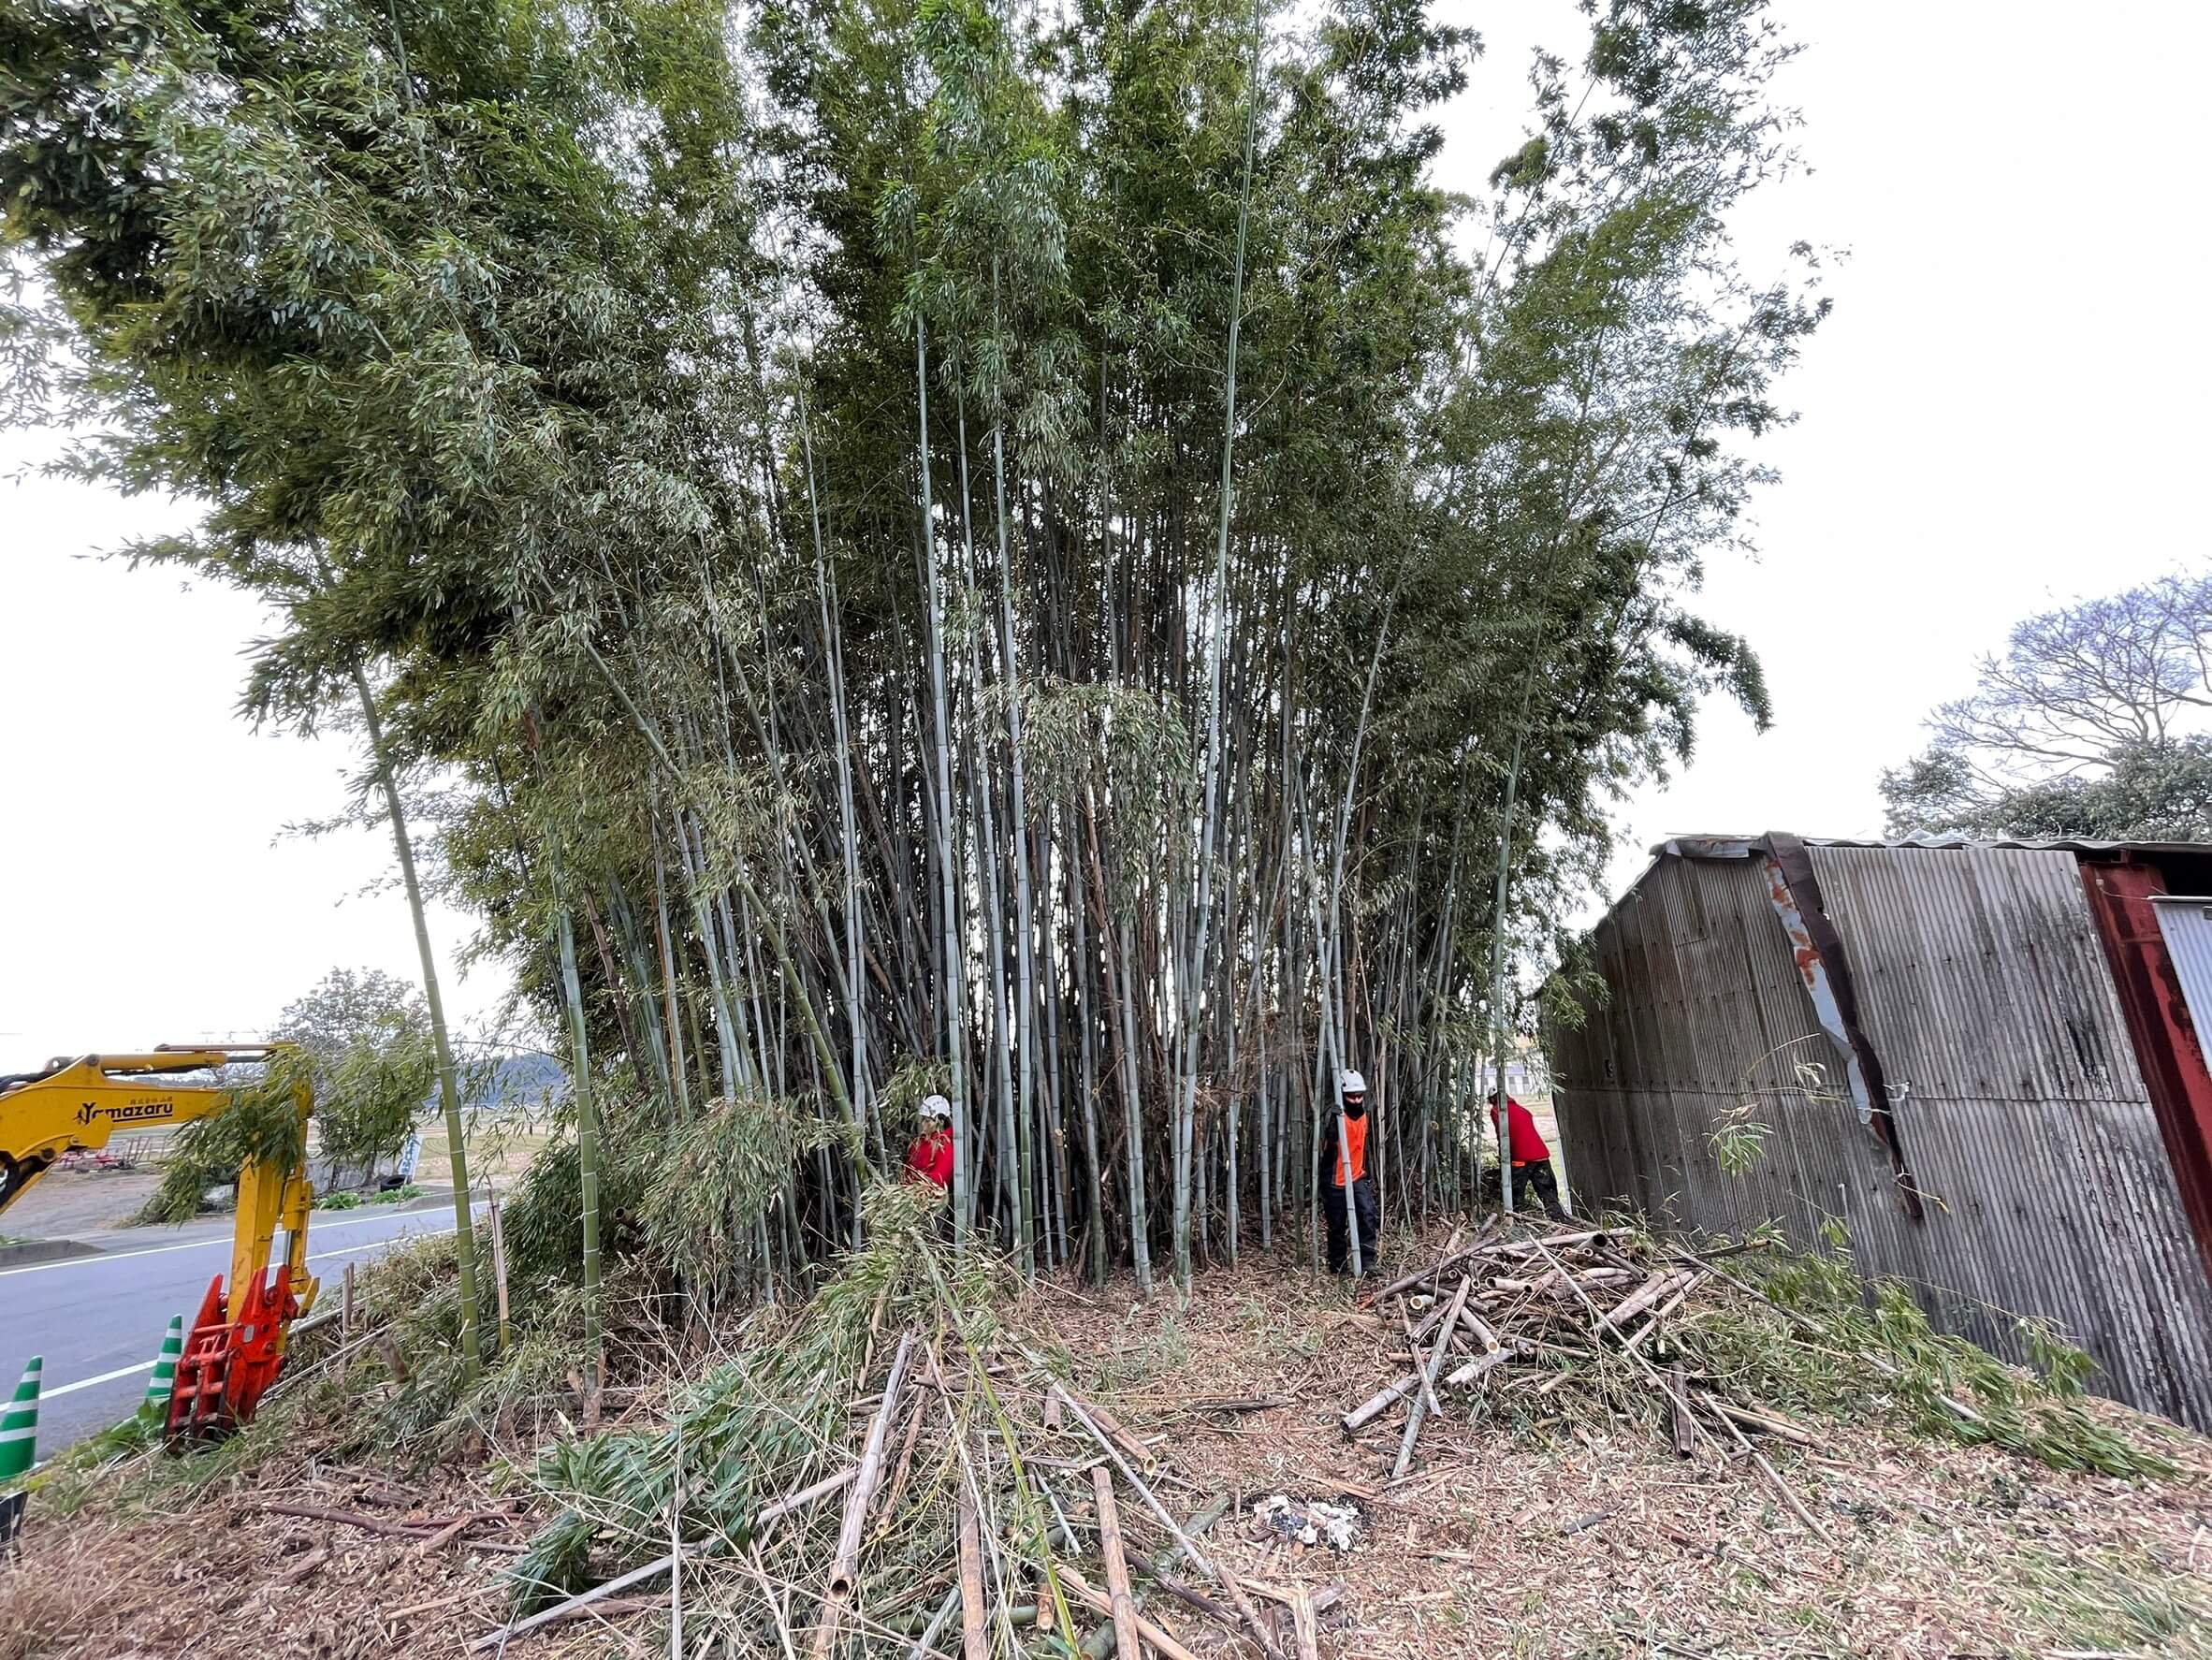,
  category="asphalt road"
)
[0,1200,480,1453]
